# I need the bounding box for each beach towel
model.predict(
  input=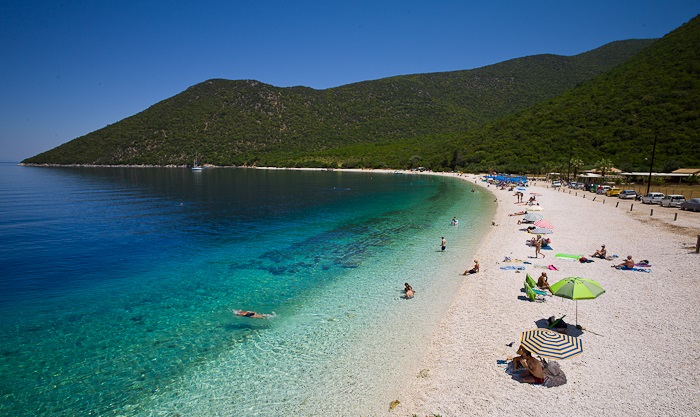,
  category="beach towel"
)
[503,257,528,263]
[555,253,583,261]
[501,266,525,270]
[618,266,651,273]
